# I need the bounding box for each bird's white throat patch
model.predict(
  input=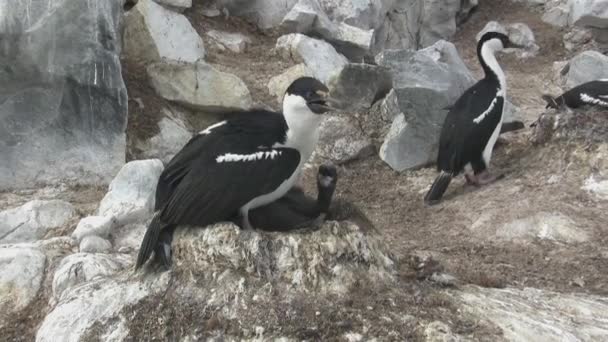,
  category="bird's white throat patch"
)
[216,150,282,163]
[481,38,507,93]
[280,93,322,160]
